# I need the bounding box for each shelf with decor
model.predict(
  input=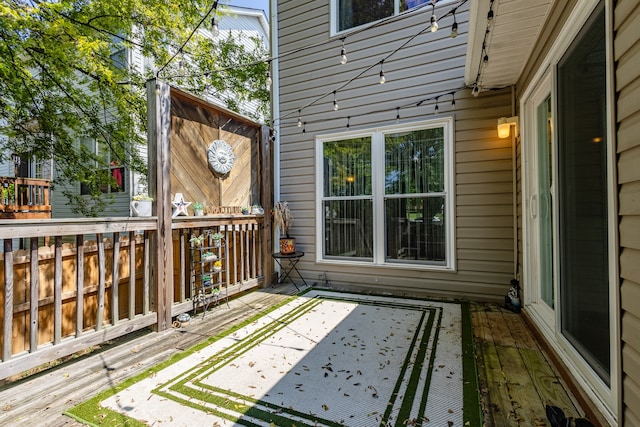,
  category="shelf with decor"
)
[189,229,228,317]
